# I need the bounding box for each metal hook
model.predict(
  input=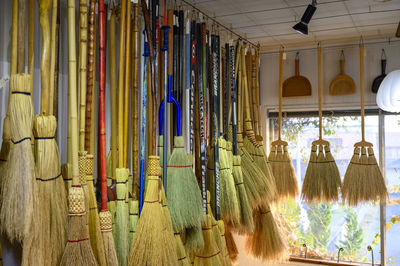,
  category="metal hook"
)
[302,243,307,258]
[381,49,386,60]
[337,247,344,263]
[367,246,374,266]
[295,51,299,60]
[340,50,345,61]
